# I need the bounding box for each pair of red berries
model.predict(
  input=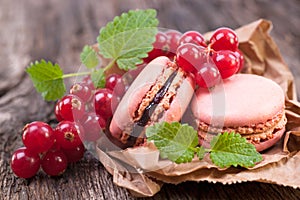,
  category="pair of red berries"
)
[146,27,244,88]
